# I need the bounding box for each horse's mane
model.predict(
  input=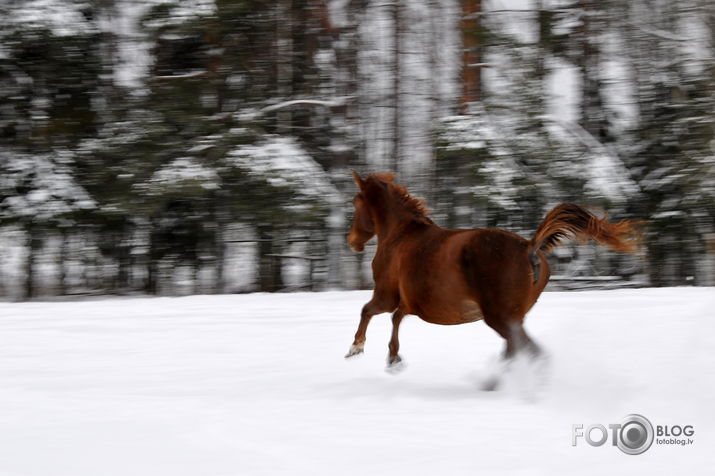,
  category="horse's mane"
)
[365,173,433,225]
